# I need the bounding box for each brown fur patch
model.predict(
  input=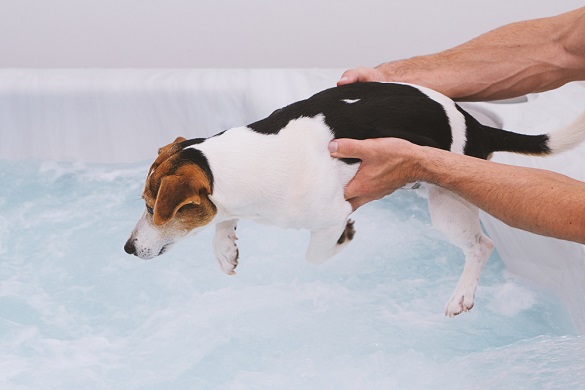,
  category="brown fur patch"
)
[158,137,186,156]
[144,137,187,188]
[143,144,217,231]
